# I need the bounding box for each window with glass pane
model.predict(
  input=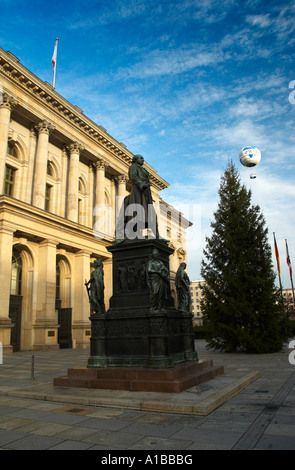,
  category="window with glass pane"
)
[56,263,60,300]
[11,249,22,295]
[78,198,82,223]
[4,165,15,196]
[7,142,18,158]
[45,184,52,211]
